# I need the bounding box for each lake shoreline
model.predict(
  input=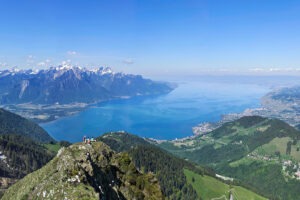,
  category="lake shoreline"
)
[41,80,270,142]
